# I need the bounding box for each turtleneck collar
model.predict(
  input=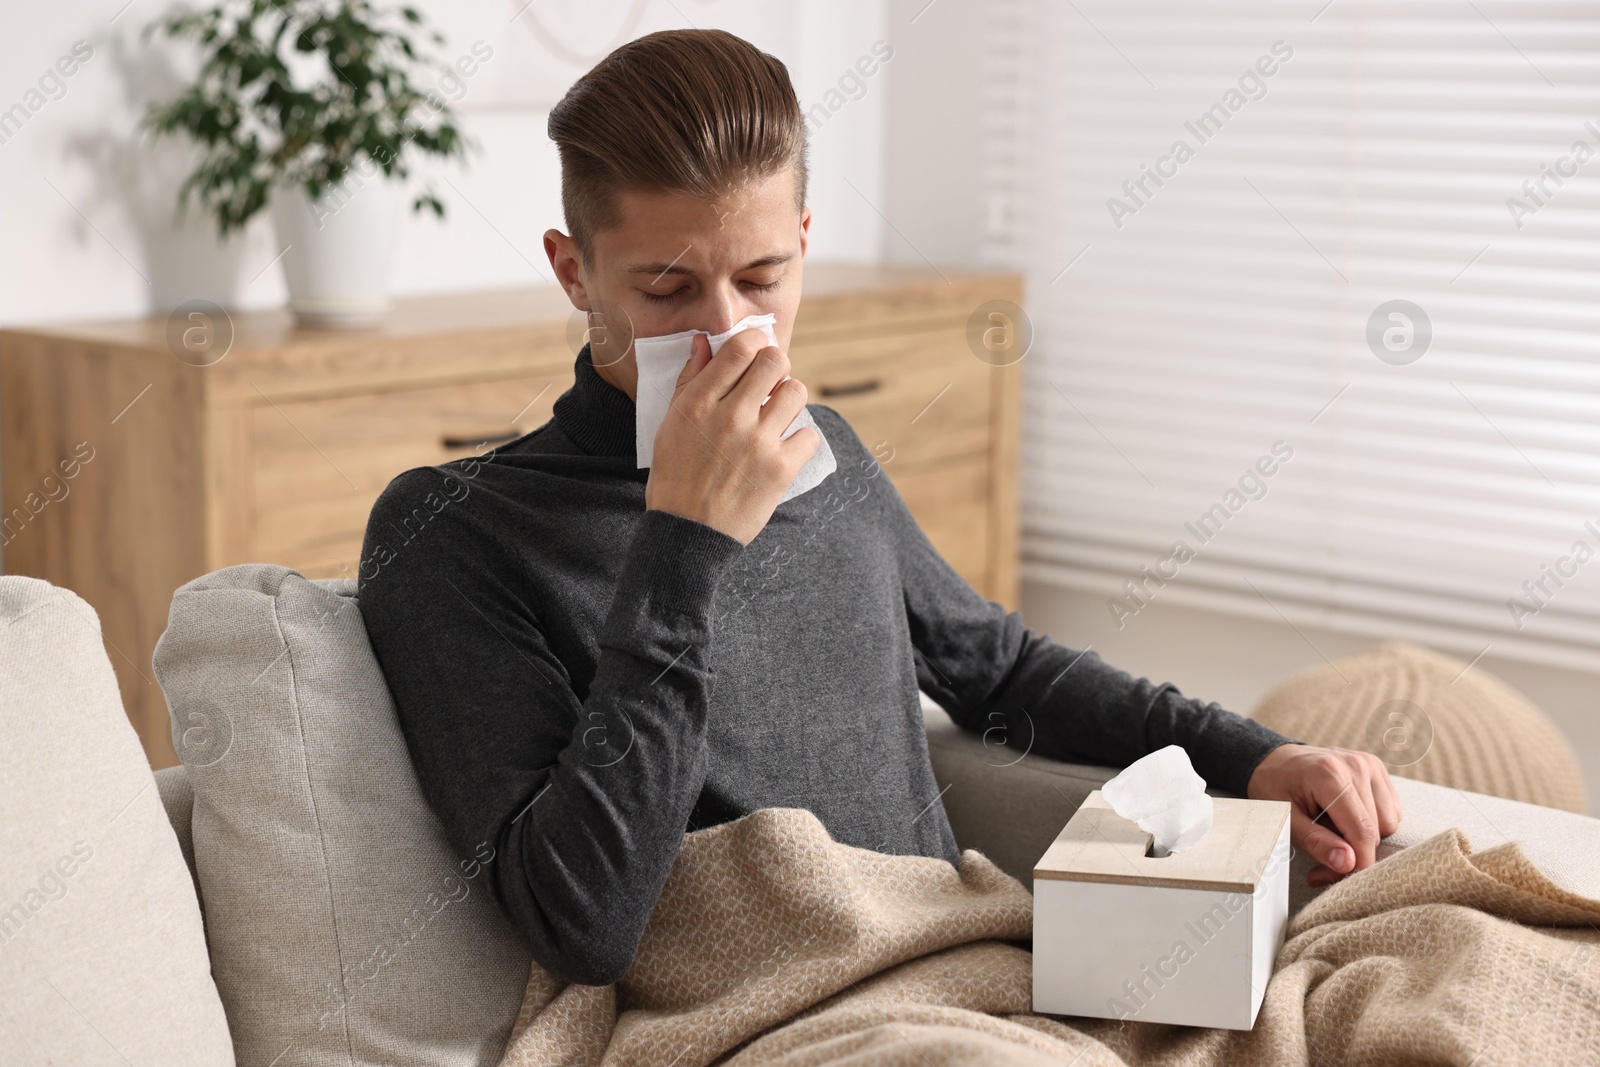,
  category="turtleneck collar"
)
[552,344,636,458]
